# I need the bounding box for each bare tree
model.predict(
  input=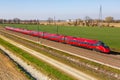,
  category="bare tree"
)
[48,17,53,24]
[13,18,21,24]
[84,16,92,26]
[105,16,114,27]
[0,19,3,23]
[105,16,114,23]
